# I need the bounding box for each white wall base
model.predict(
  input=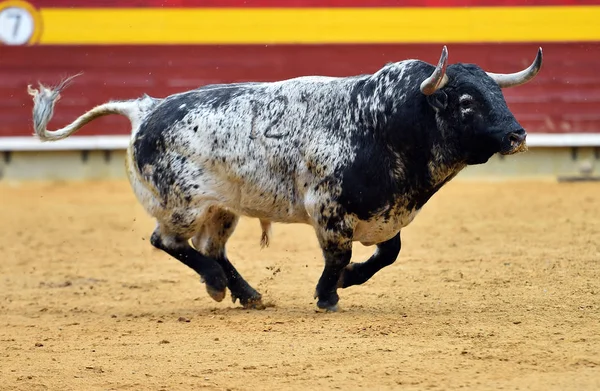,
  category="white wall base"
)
[1,146,599,182]
[3,133,600,152]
